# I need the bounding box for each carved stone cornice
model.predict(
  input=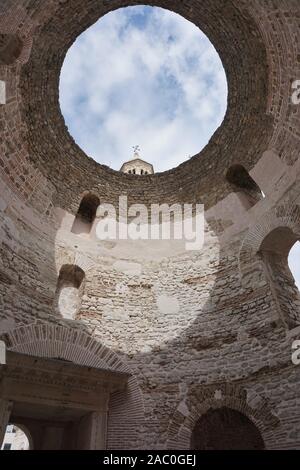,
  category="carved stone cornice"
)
[0,351,130,412]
